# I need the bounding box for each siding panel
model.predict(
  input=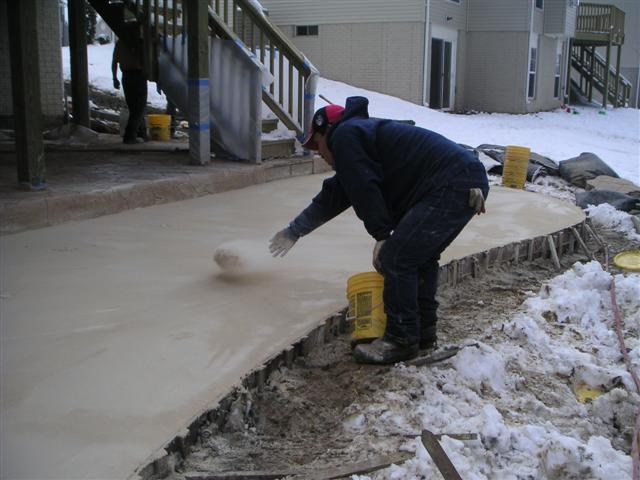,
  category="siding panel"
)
[278,21,425,105]
[463,31,529,112]
[467,0,530,32]
[430,0,467,31]
[527,35,562,111]
[533,3,544,33]
[259,0,425,25]
[544,0,569,35]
